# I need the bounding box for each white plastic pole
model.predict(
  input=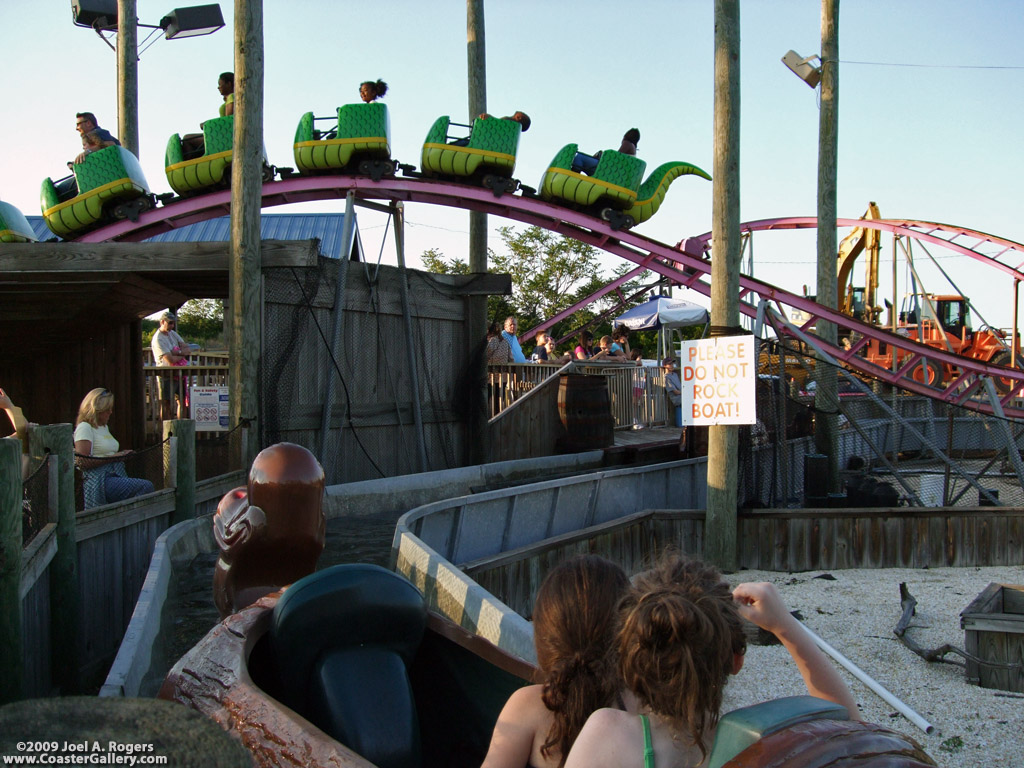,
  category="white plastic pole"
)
[797,619,936,734]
